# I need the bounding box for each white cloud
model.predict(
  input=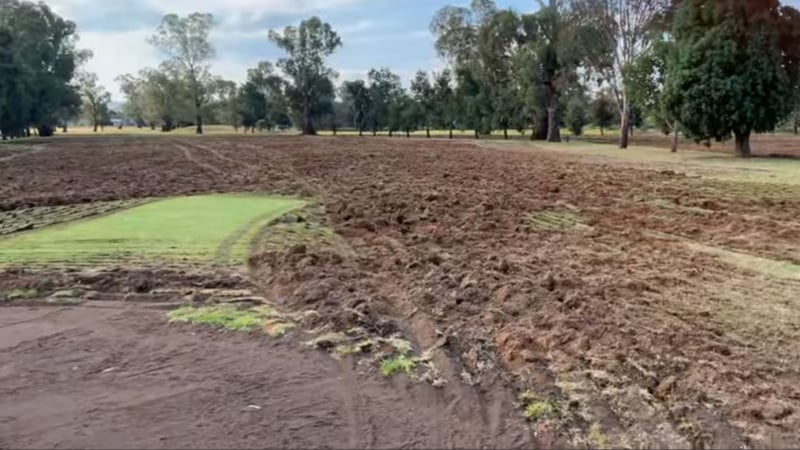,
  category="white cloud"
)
[142,0,367,23]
